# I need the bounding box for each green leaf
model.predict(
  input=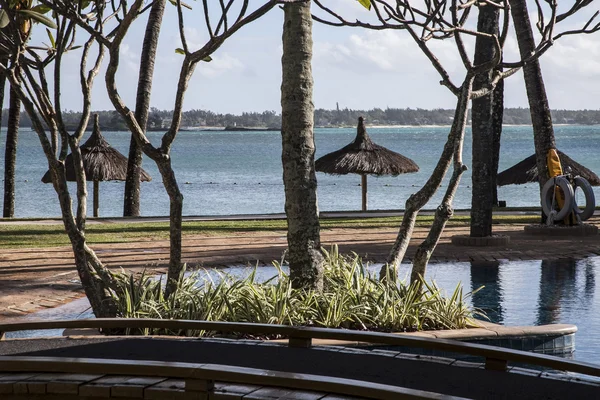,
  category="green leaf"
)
[17,9,57,29]
[357,0,371,10]
[31,4,52,14]
[202,55,212,62]
[0,10,9,29]
[46,28,55,48]
[175,48,185,55]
